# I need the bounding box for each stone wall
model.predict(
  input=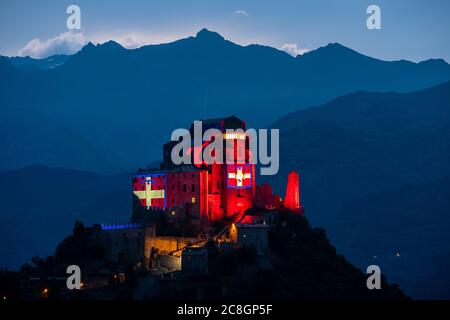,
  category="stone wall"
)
[157,255,181,271]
